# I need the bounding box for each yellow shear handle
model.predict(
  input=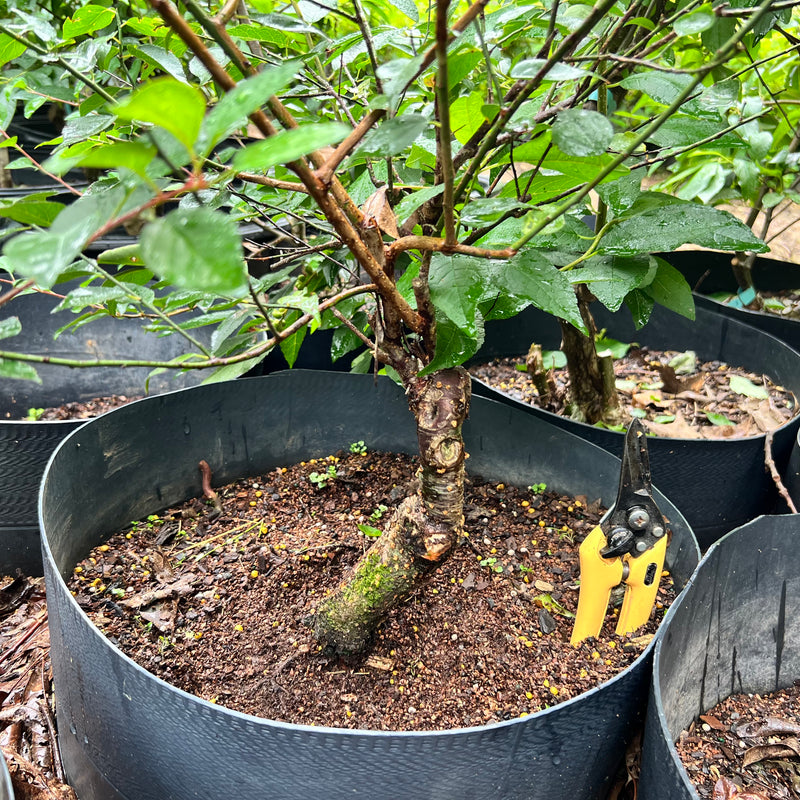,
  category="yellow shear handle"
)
[570,525,624,646]
[615,534,668,636]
